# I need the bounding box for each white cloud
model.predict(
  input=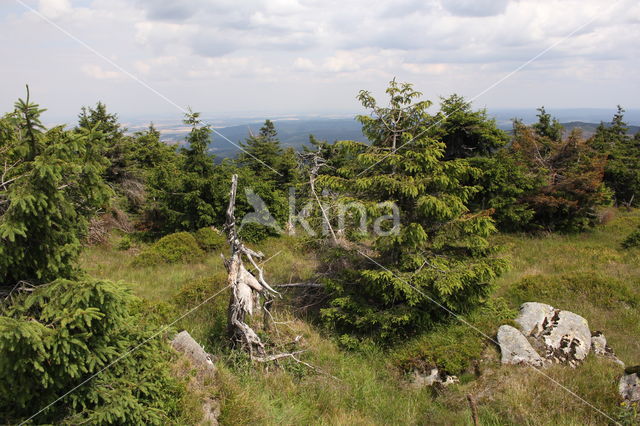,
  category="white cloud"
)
[1,0,639,118]
[81,64,123,80]
[38,0,71,19]
[293,57,314,71]
[402,63,449,75]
